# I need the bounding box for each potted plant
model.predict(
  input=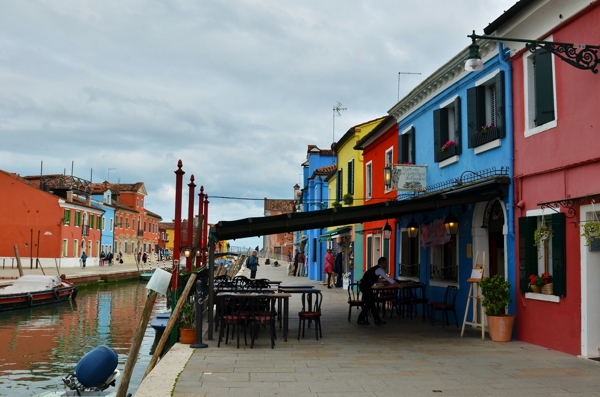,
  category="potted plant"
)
[343,193,354,205]
[480,274,514,342]
[528,274,543,293]
[476,123,495,135]
[439,140,455,153]
[581,220,600,246]
[179,296,196,344]
[331,200,342,208]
